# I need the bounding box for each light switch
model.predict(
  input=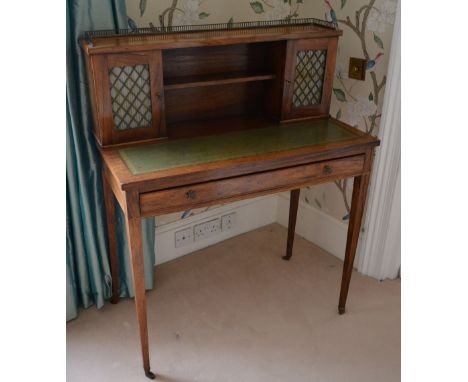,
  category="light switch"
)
[348,57,367,81]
